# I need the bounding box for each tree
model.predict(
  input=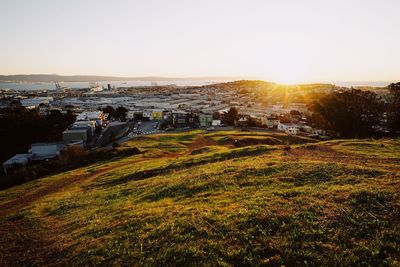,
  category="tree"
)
[310,89,384,138]
[50,109,61,117]
[388,82,400,134]
[115,106,128,121]
[280,114,292,123]
[0,107,76,163]
[134,113,144,121]
[246,117,261,127]
[224,107,239,126]
[102,106,115,119]
[290,110,301,116]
